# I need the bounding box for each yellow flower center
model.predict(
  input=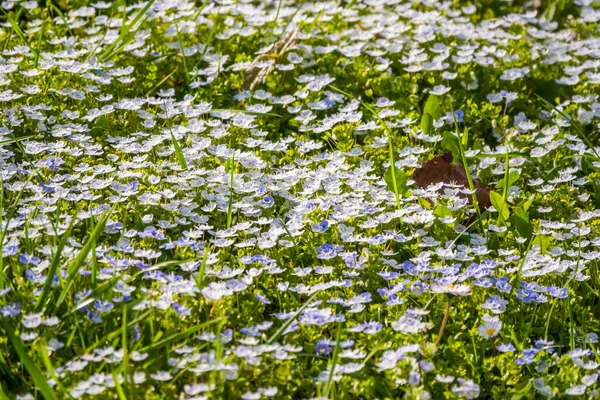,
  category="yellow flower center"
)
[485,327,496,336]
